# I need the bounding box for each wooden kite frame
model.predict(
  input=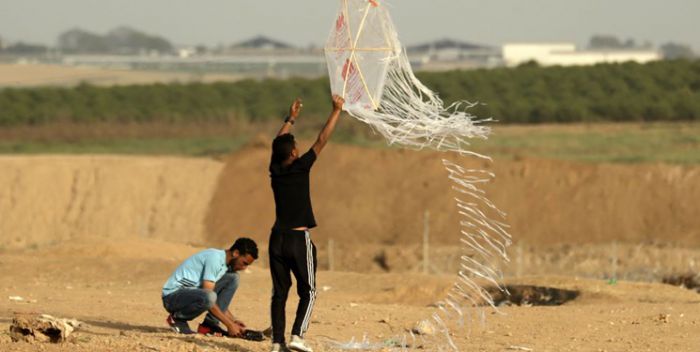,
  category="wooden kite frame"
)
[324,0,395,110]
